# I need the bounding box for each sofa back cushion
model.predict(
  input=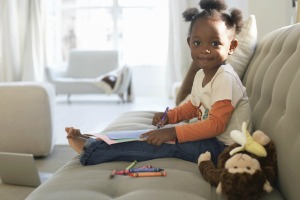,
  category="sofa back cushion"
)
[242,23,300,200]
[66,50,119,78]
